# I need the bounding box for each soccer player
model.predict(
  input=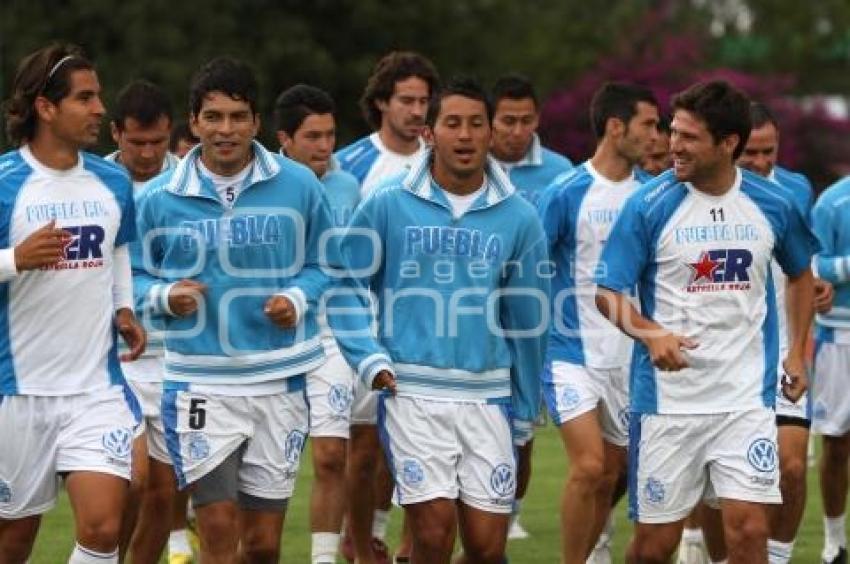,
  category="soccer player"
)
[338,75,549,563]
[490,73,573,205]
[275,84,360,564]
[538,82,659,564]
[169,121,198,158]
[810,148,850,564]
[489,71,574,542]
[105,80,195,564]
[335,50,439,563]
[641,116,672,177]
[134,57,334,564]
[0,43,145,564]
[595,80,817,564]
[681,101,835,564]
